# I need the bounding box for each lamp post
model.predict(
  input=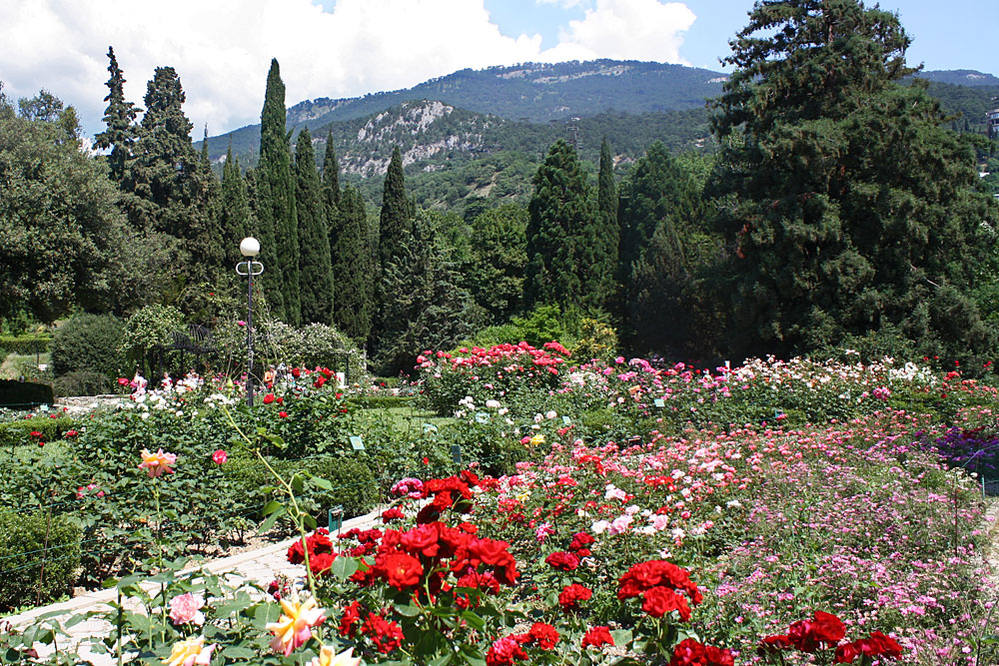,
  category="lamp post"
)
[236,237,263,406]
